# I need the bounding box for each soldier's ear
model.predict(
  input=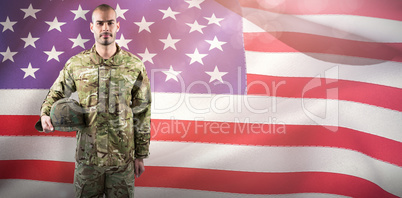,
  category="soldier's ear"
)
[90,23,94,33]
